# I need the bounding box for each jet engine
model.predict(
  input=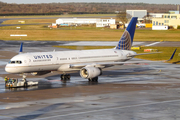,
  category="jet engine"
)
[31,71,51,76]
[80,67,102,79]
